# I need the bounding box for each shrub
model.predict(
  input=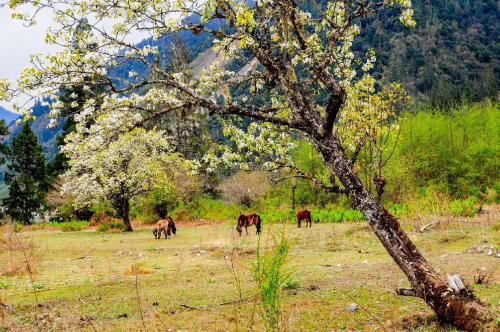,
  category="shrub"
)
[12,222,23,233]
[281,276,299,290]
[172,195,244,221]
[97,221,126,232]
[252,228,294,331]
[220,171,269,206]
[58,221,88,232]
[449,198,479,217]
